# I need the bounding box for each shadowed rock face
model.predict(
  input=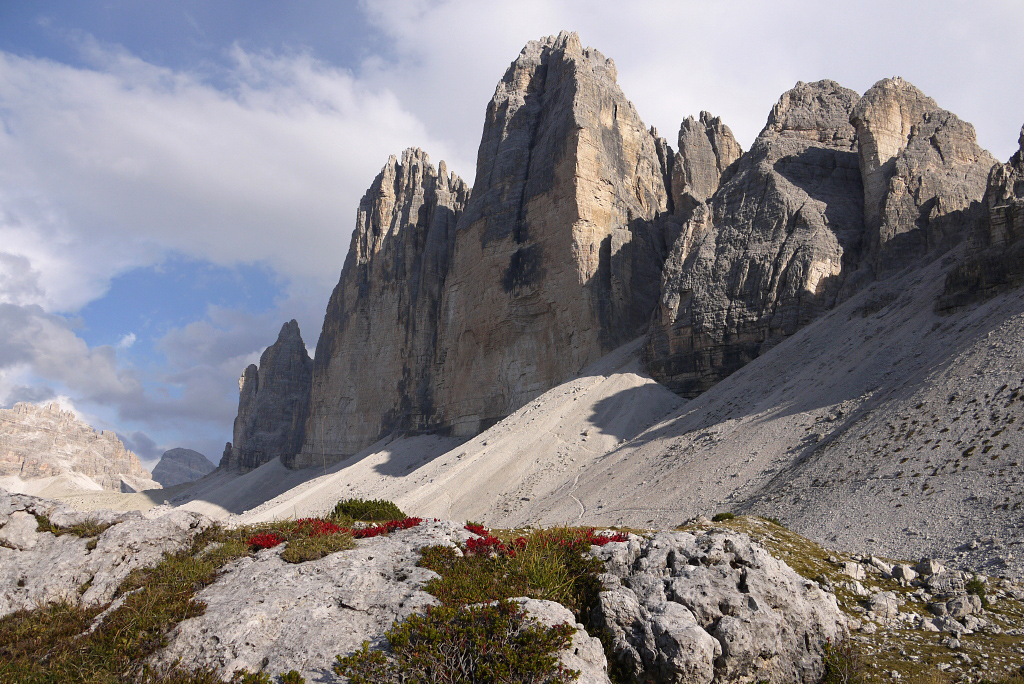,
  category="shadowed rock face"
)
[433,31,672,437]
[224,320,312,472]
[851,77,996,276]
[645,80,864,397]
[940,126,1024,309]
[151,448,215,487]
[296,149,469,468]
